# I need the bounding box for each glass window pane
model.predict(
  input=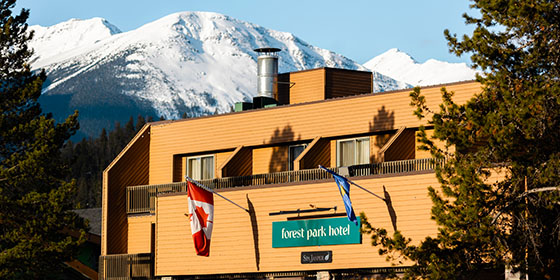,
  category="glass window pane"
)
[289,145,306,170]
[356,138,370,164]
[188,158,201,180]
[338,140,355,167]
[201,156,214,179]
